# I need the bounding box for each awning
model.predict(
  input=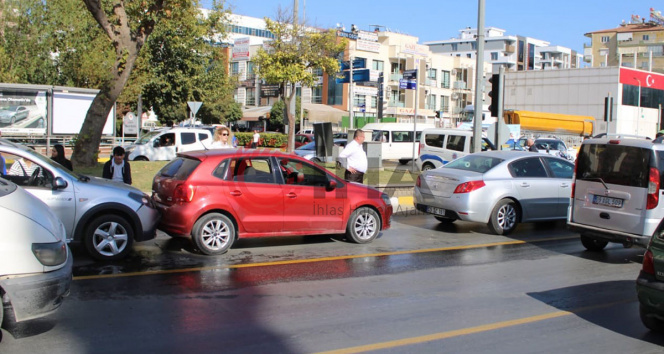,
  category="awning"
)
[303,103,347,123]
[241,106,272,121]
